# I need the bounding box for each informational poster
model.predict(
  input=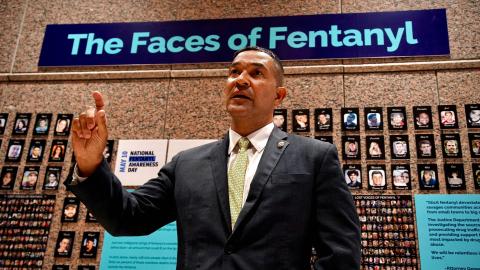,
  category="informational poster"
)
[166,139,217,162]
[113,140,167,186]
[415,194,480,270]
